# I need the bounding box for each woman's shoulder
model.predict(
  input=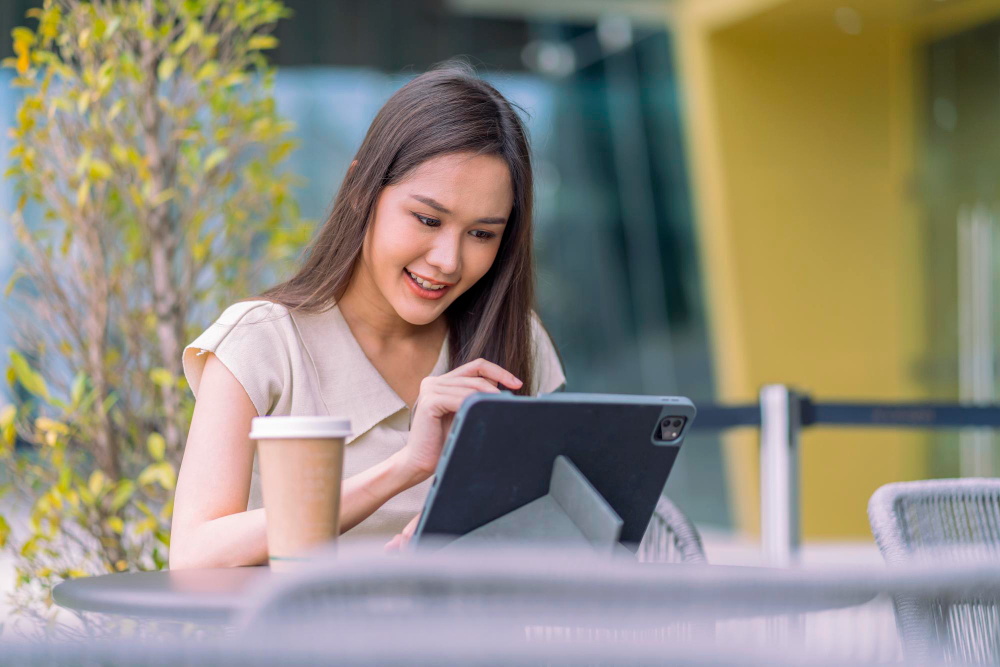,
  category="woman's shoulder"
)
[212,299,293,327]
[182,300,298,416]
[528,310,566,395]
[186,300,297,362]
